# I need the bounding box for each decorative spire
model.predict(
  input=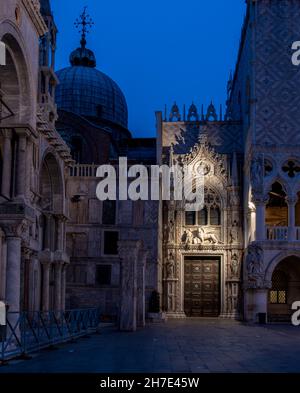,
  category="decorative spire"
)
[70,7,96,67]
